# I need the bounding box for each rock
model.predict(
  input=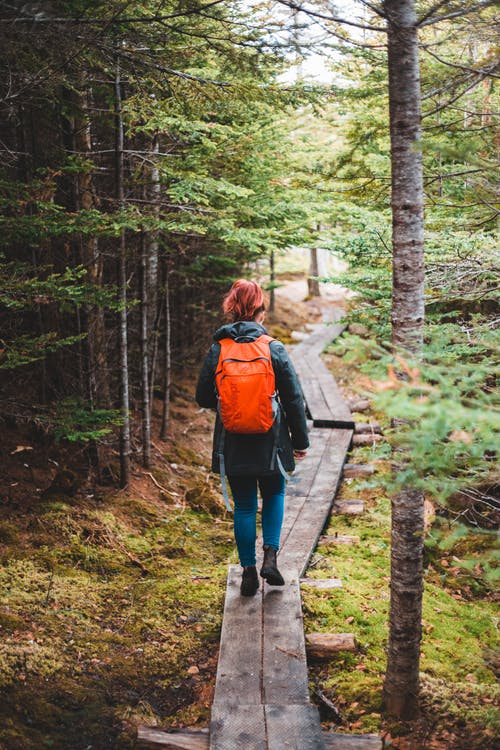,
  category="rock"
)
[347,398,371,412]
[347,323,370,337]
